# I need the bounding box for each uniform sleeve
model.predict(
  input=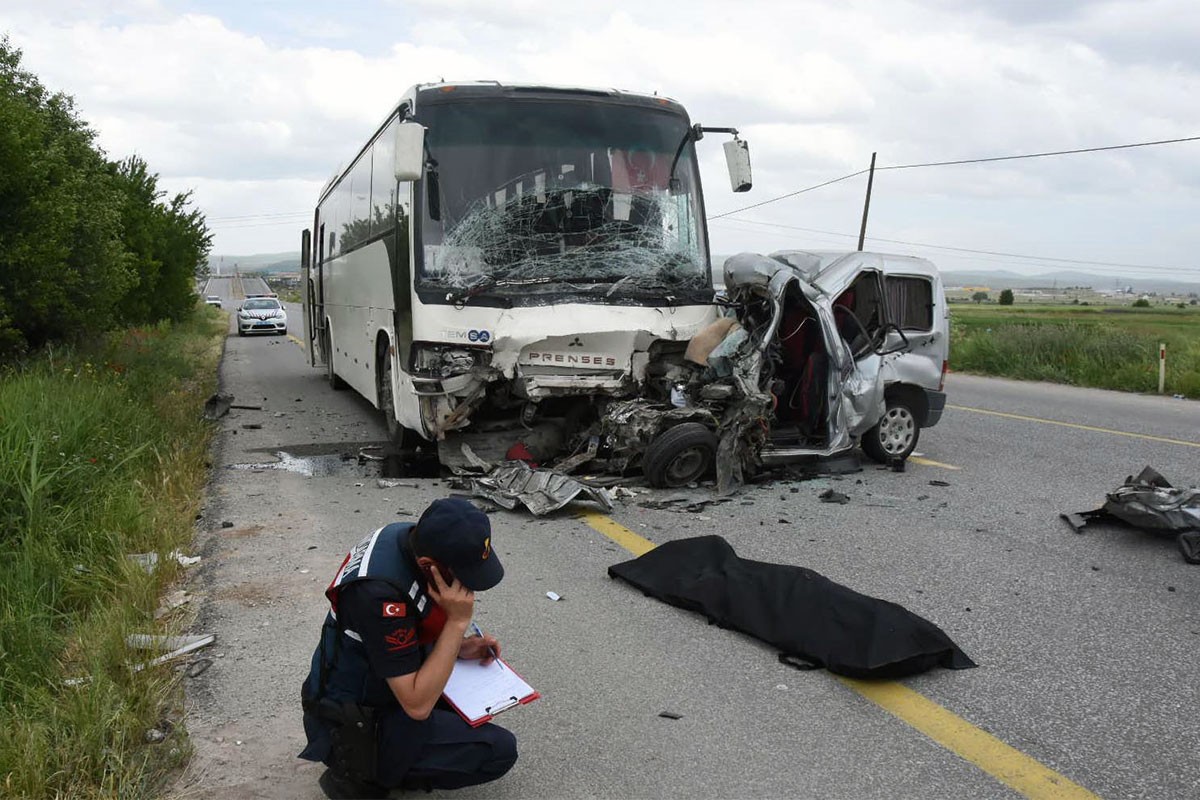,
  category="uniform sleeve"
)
[338,580,423,679]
